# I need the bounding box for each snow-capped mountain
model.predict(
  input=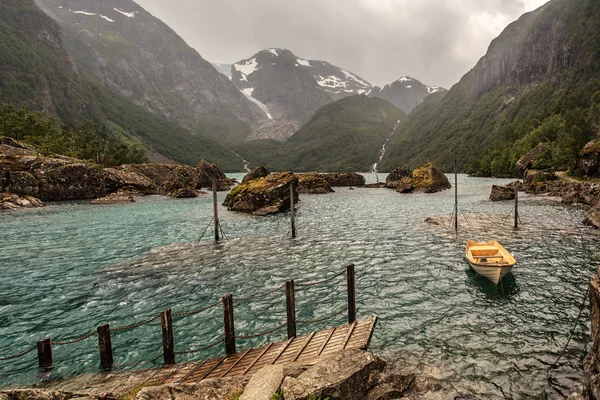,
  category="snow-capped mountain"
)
[230,48,372,140]
[368,77,446,113]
